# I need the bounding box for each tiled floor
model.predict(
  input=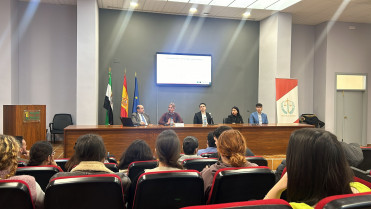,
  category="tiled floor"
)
[52,142,285,171]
